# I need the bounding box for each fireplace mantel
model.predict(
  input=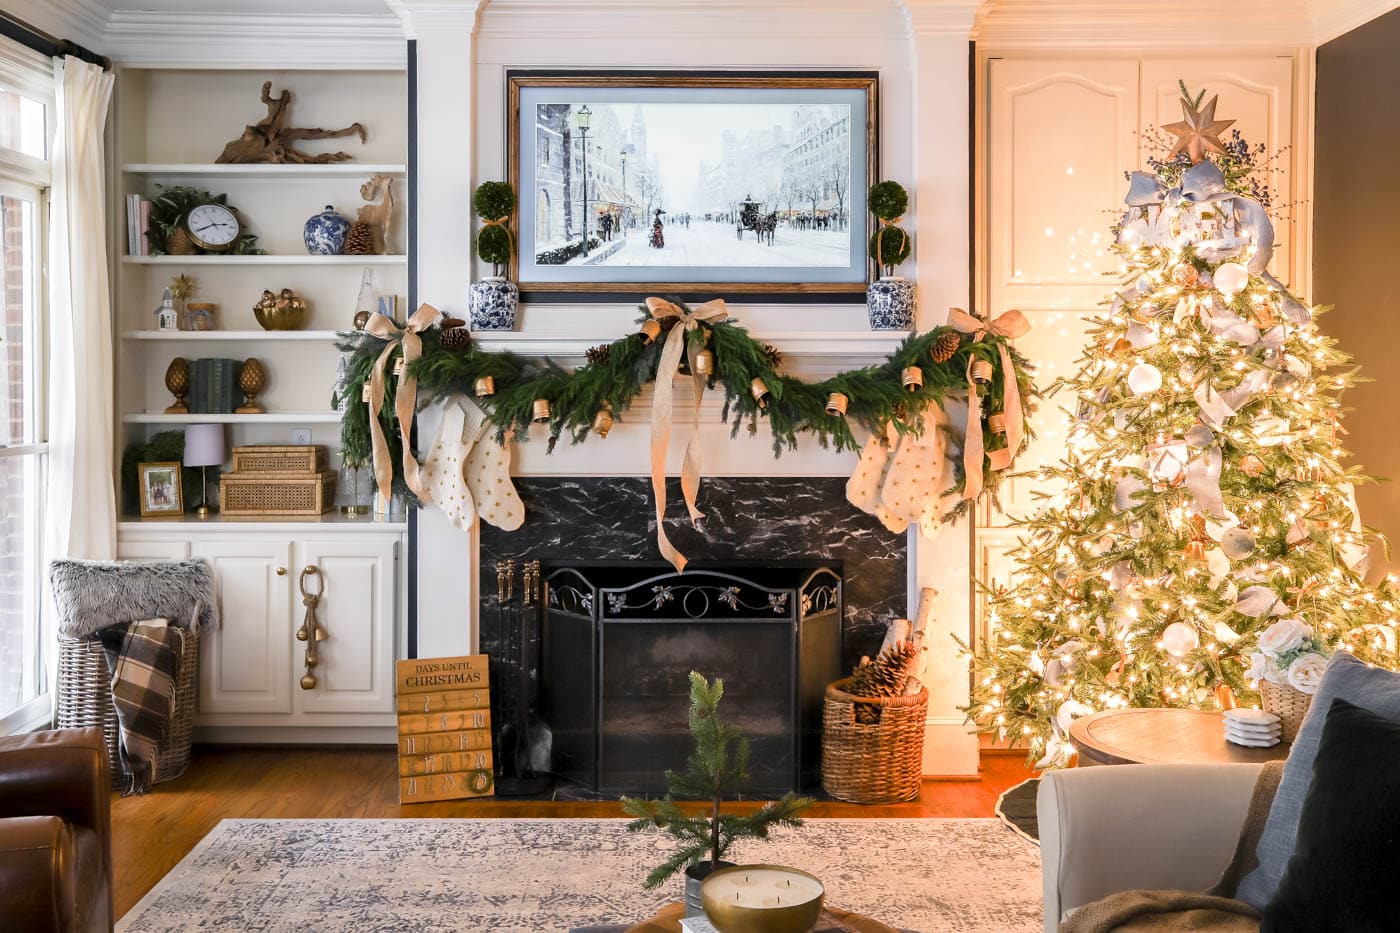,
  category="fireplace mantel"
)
[471,329,912,368]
